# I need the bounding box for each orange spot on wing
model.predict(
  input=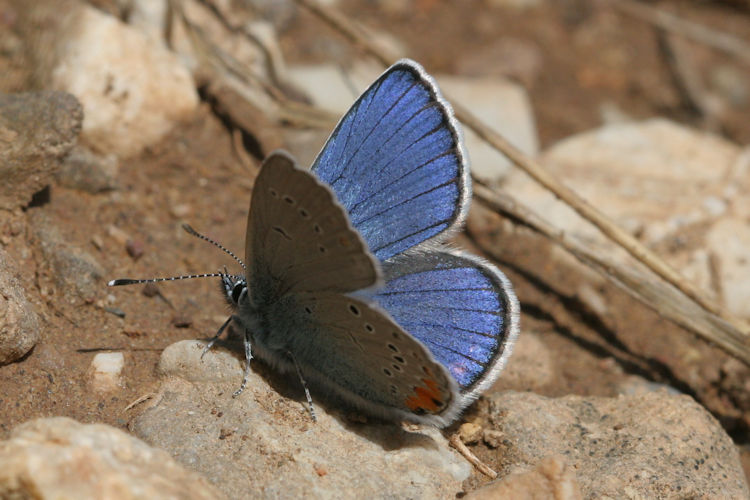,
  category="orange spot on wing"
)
[405,377,444,413]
